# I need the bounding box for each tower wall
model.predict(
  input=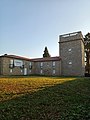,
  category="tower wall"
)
[59,31,85,76]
